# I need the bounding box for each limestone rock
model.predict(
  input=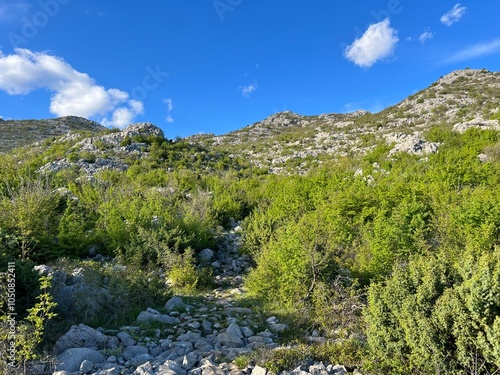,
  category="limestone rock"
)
[55,348,104,372]
[251,365,267,375]
[55,324,109,354]
[133,361,155,375]
[165,296,187,311]
[80,359,94,374]
[137,308,180,325]
[199,248,215,262]
[121,345,149,360]
[453,118,500,133]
